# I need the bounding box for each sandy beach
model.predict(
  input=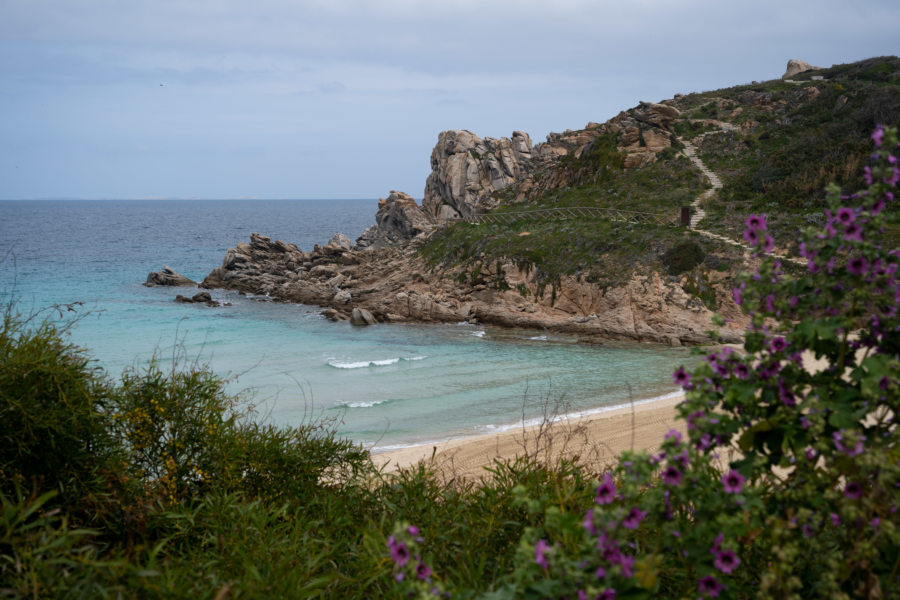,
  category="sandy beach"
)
[373,393,688,480]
